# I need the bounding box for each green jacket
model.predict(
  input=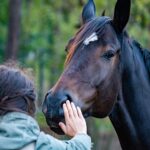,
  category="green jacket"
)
[0,112,92,150]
